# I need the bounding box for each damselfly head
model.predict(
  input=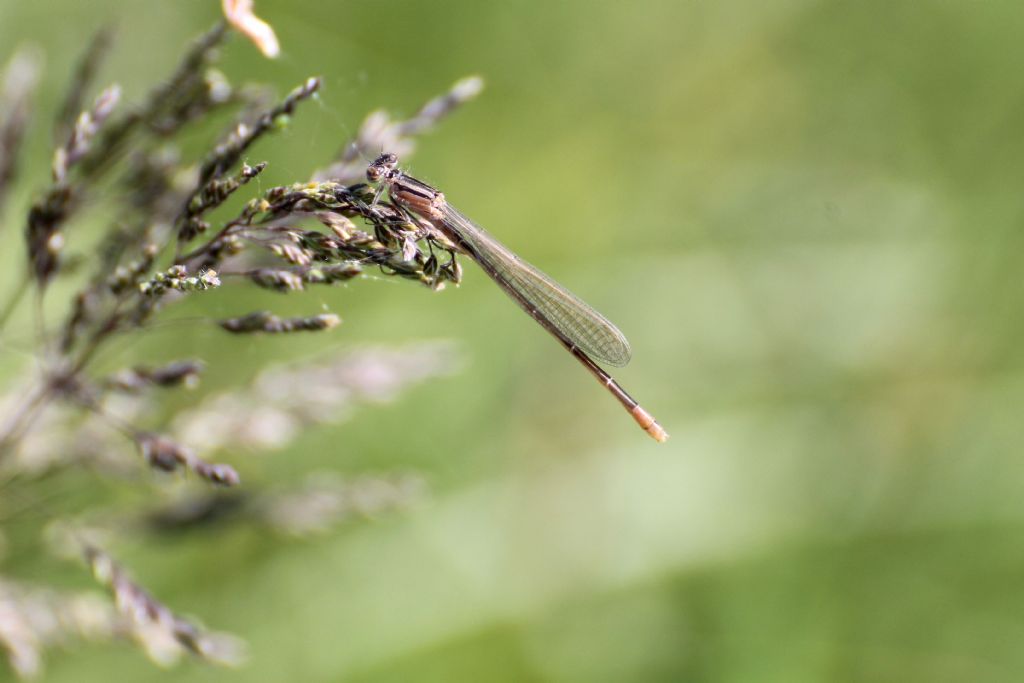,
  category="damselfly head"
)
[366,153,399,184]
